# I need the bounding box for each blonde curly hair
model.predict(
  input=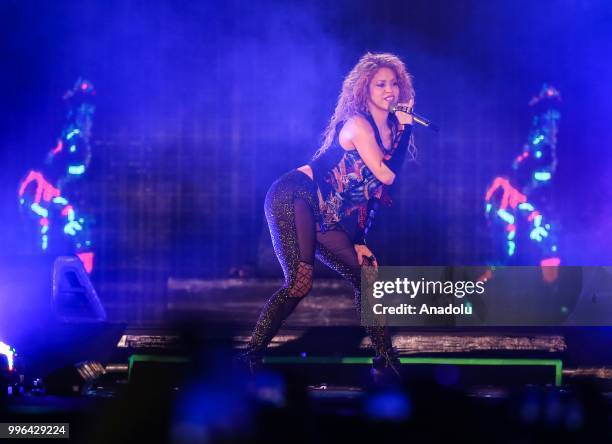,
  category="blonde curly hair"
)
[314,52,415,159]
